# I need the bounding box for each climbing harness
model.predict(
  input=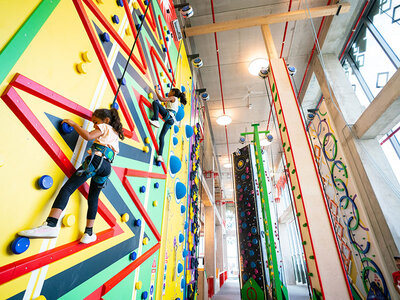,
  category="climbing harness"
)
[112,1,151,108]
[76,143,115,185]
